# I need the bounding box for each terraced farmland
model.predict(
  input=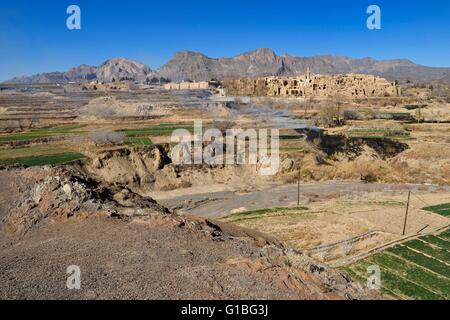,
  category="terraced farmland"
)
[0,124,86,143]
[0,145,86,167]
[342,228,450,300]
[220,206,309,223]
[125,137,153,147]
[0,152,86,166]
[121,123,194,137]
[346,128,411,140]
